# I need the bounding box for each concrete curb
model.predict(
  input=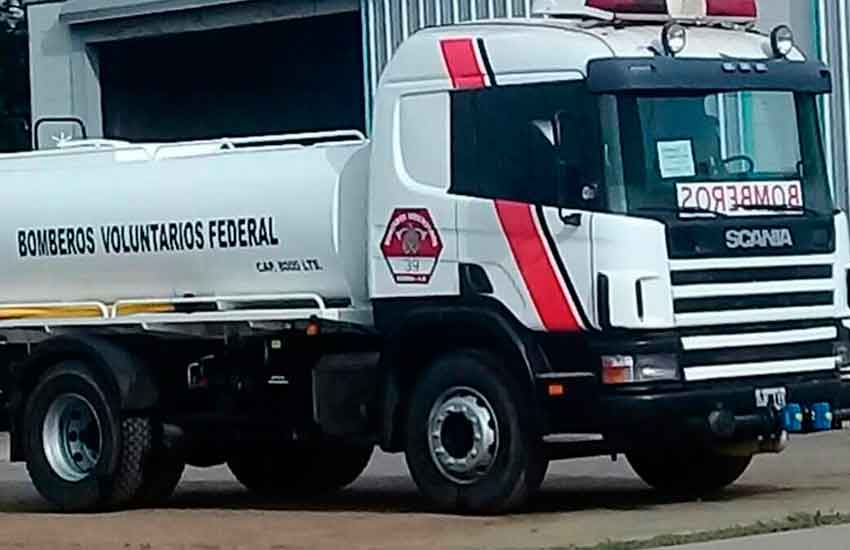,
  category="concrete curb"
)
[662,525,850,549]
